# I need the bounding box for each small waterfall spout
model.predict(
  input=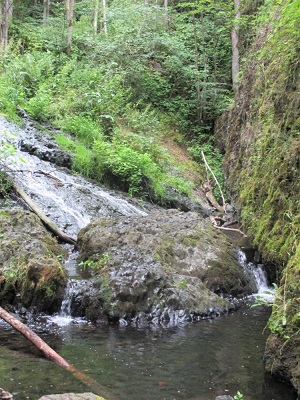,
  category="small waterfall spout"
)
[238,249,275,302]
[49,279,86,326]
